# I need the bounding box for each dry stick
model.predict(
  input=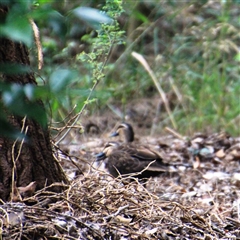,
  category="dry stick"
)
[131,52,177,129]
[52,104,78,139]
[11,116,28,202]
[115,160,157,180]
[55,84,98,145]
[25,203,104,239]
[226,217,240,227]
[55,41,114,145]
[52,141,109,176]
[104,205,129,220]
[165,126,184,140]
[0,206,8,225]
[52,142,106,179]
